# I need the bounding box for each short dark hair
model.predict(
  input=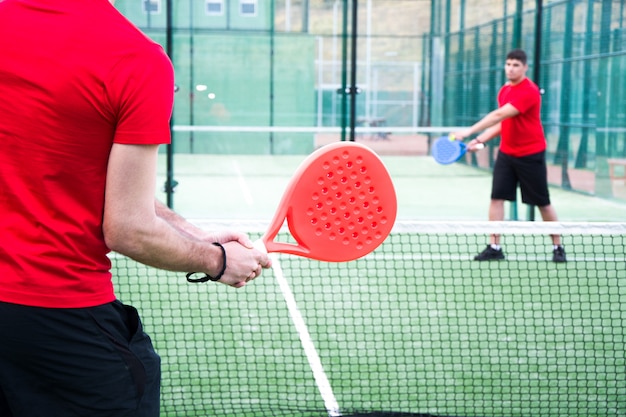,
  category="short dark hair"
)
[506,48,527,64]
